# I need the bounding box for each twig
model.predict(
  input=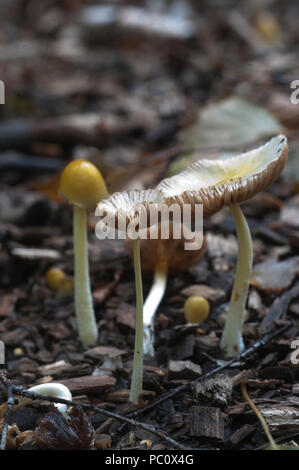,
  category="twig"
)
[8,386,189,451]
[127,323,292,420]
[0,372,16,451]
